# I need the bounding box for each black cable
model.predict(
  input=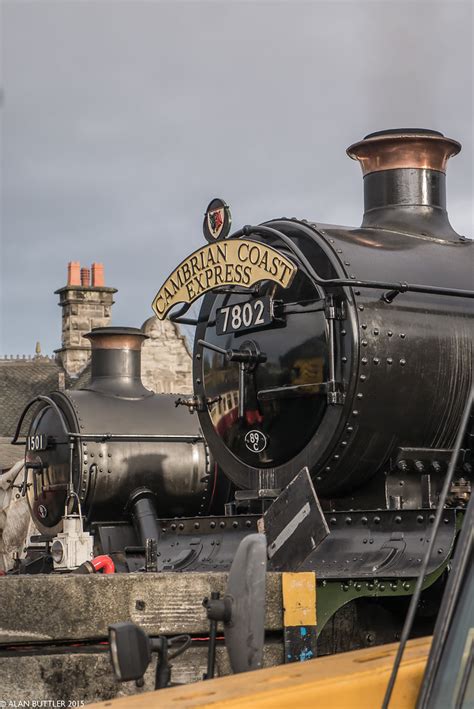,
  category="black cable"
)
[382,386,474,709]
[416,491,474,706]
[167,635,192,660]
